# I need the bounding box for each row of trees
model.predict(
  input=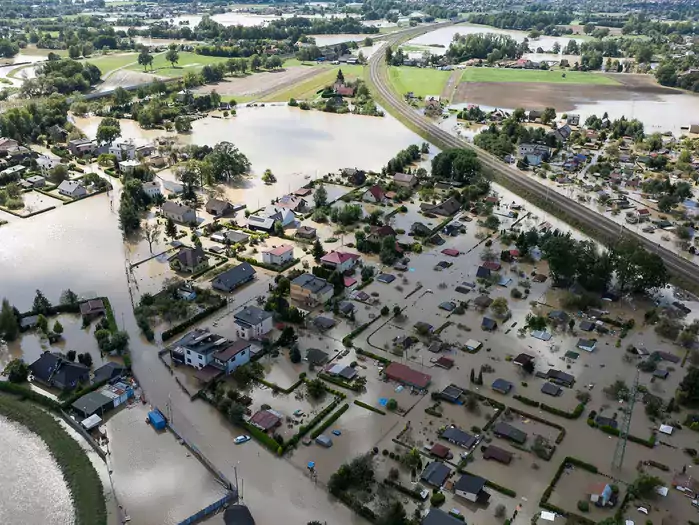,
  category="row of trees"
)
[22,59,100,97]
[446,33,523,63]
[382,143,428,175]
